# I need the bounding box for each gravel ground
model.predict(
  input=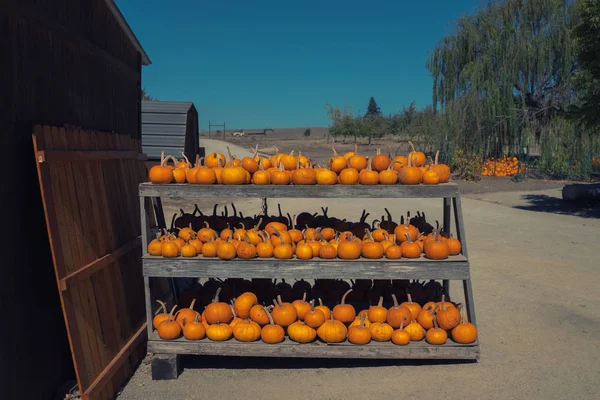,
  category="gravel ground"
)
[118,187,600,400]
